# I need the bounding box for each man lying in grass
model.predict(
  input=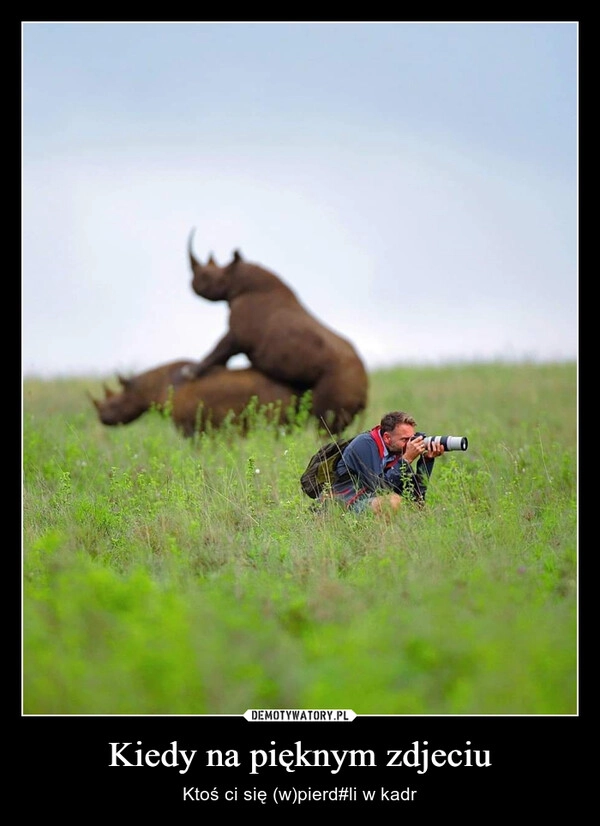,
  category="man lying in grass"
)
[325,410,445,515]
